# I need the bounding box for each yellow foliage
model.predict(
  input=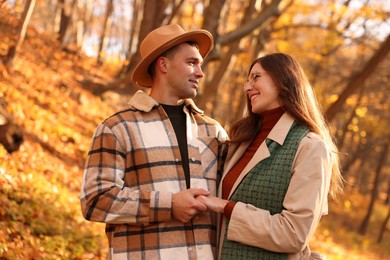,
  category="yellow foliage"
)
[1,0,390,259]
[356,107,368,117]
[0,21,113,259]
[311,191,390,259]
